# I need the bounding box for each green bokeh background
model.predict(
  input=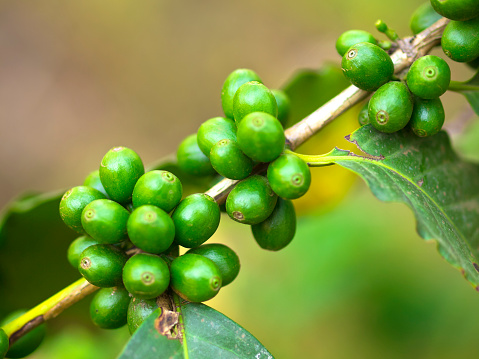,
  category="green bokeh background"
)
[0,1,478,358]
